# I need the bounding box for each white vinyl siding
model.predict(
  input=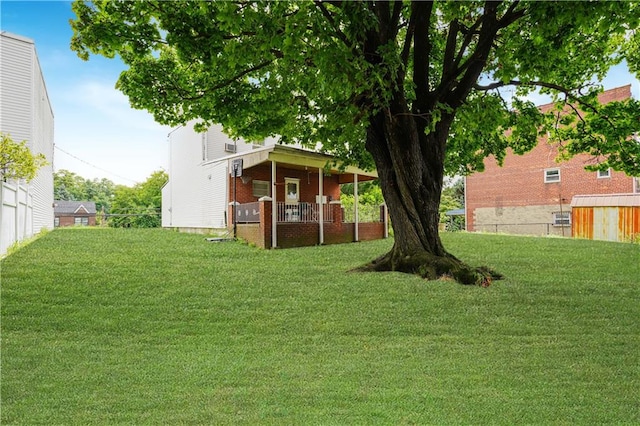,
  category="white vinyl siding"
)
[163,123,229,229]
[0,33,54,236]
[162,121,280,231]
[0,34,33,143]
